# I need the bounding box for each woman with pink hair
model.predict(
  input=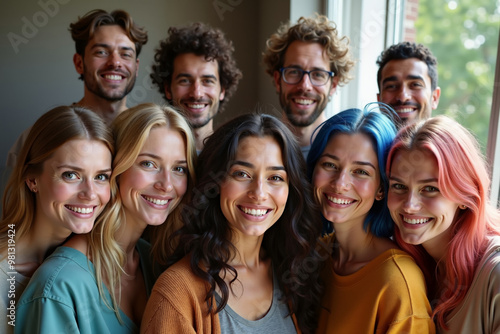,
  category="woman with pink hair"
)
[387,115,500,333]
